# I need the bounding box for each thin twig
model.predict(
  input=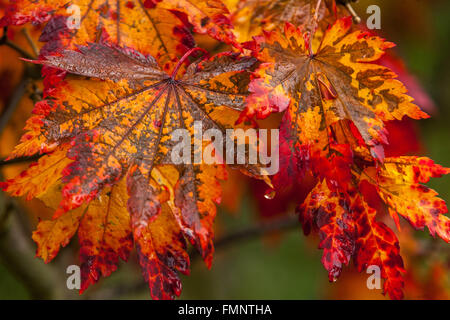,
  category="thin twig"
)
[0,28,36,61]
[1,27,35,60]
[22,28,39,57]
[313,0,323,22]
[4,40,35,60]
